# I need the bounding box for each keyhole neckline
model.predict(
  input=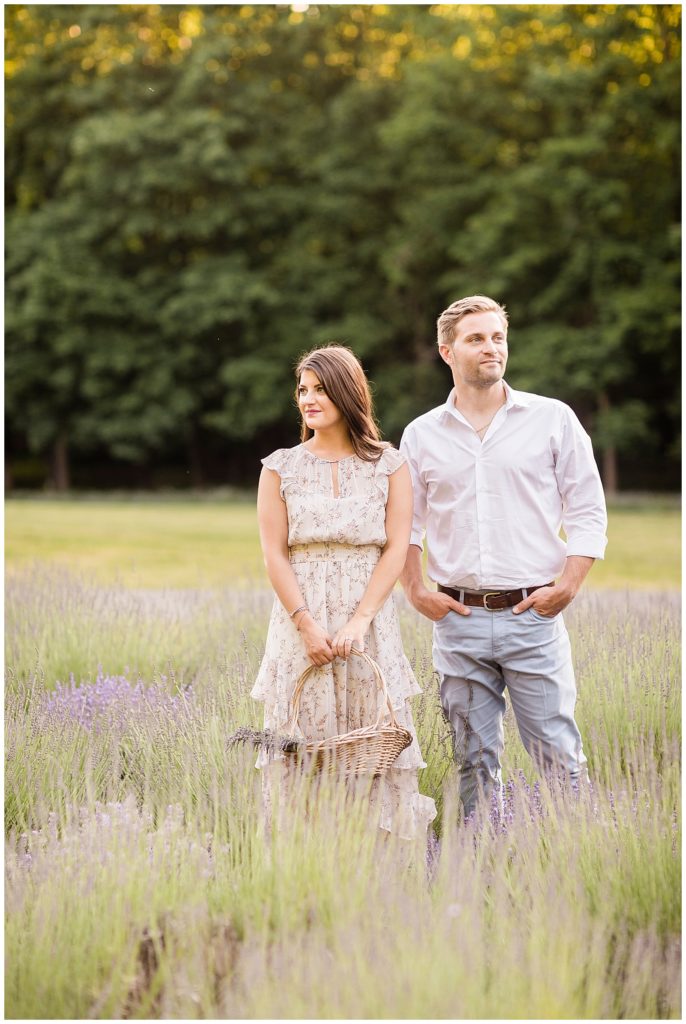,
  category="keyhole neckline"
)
[300,444,356,464]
